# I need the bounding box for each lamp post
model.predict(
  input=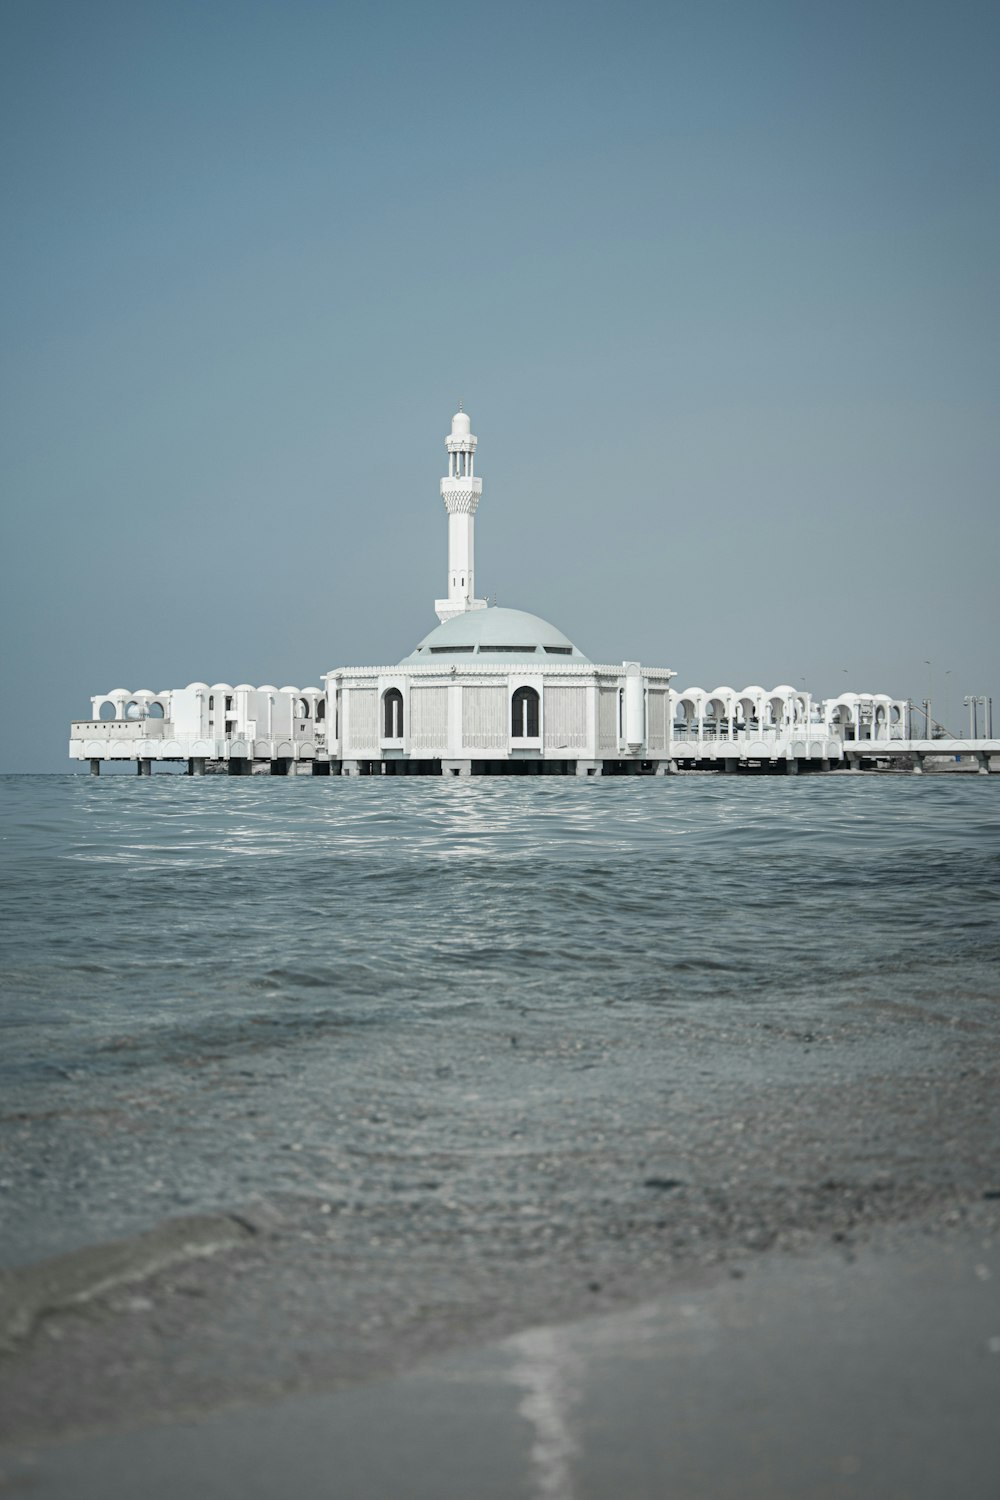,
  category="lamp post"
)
[964,695,977,739]
[965,695,994,741]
